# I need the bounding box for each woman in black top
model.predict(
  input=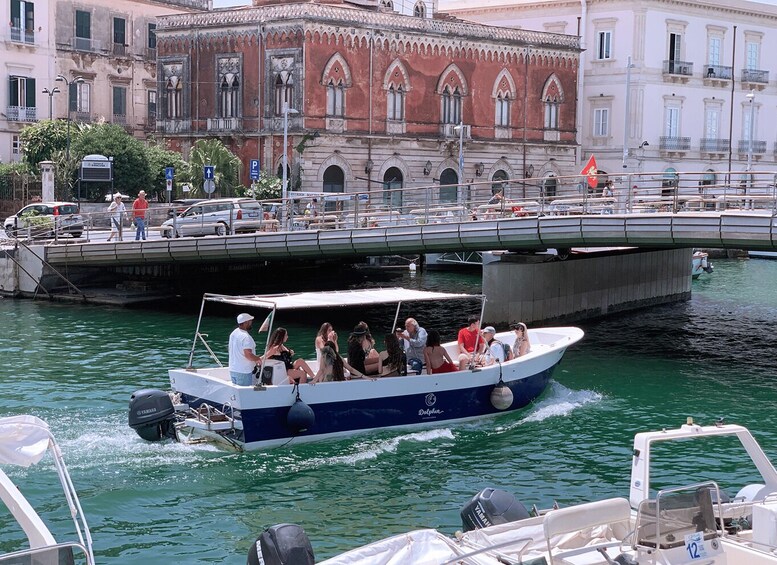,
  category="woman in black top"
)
[266,327,315,384]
